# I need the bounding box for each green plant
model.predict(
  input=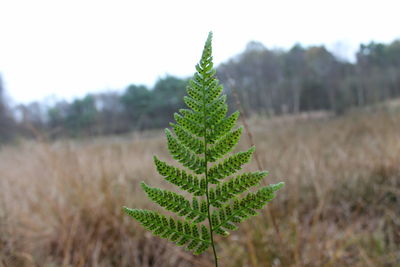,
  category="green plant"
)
[123,32,284,266]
